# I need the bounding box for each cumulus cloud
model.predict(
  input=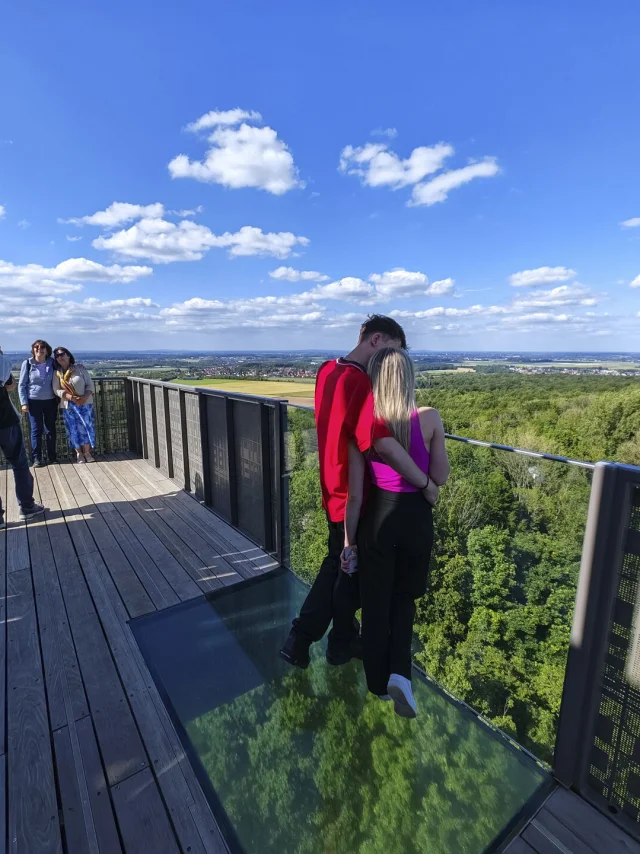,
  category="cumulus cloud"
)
[371,127,398,139]
[62,202,165,228]
[339,142,453,189]
[169,110,302,195]
[631,275,640,288]
[369,269,455,299]
[269,266,329,282]
[93,218,309,263]
[0,296,162,334]
[621,217,640,228]
[512,284,597,308]
[66,235,82,242]
[160,293,326,332]
[309,277,376,303]
[185,109,262,132]
[0,204,5,220]
[391,304,508,320]
[17,219,30,229]
[502,312,580,326]
[410,159,500,206]
[0,257,152,296]
[509,266,577,288]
